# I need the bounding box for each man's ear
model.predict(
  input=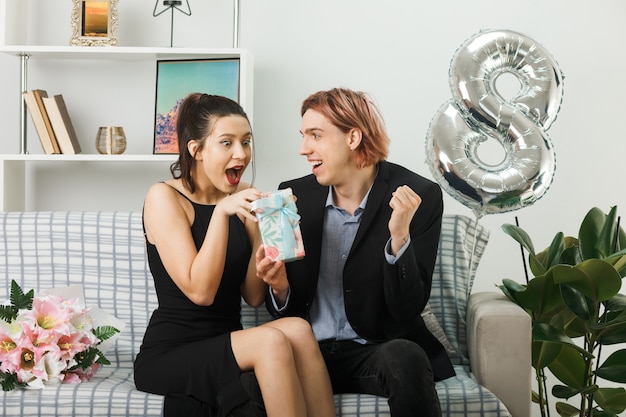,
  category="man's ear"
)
[347,128,363,151]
